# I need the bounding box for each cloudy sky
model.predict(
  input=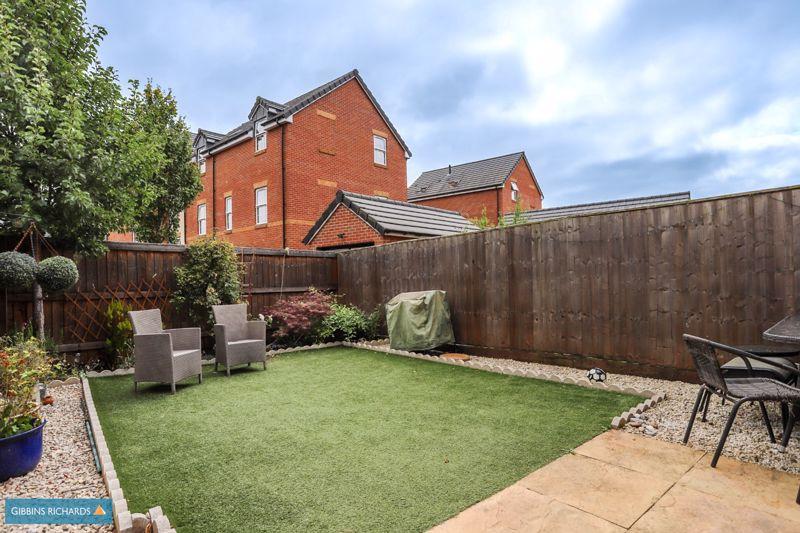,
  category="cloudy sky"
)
[86,0,800,207]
